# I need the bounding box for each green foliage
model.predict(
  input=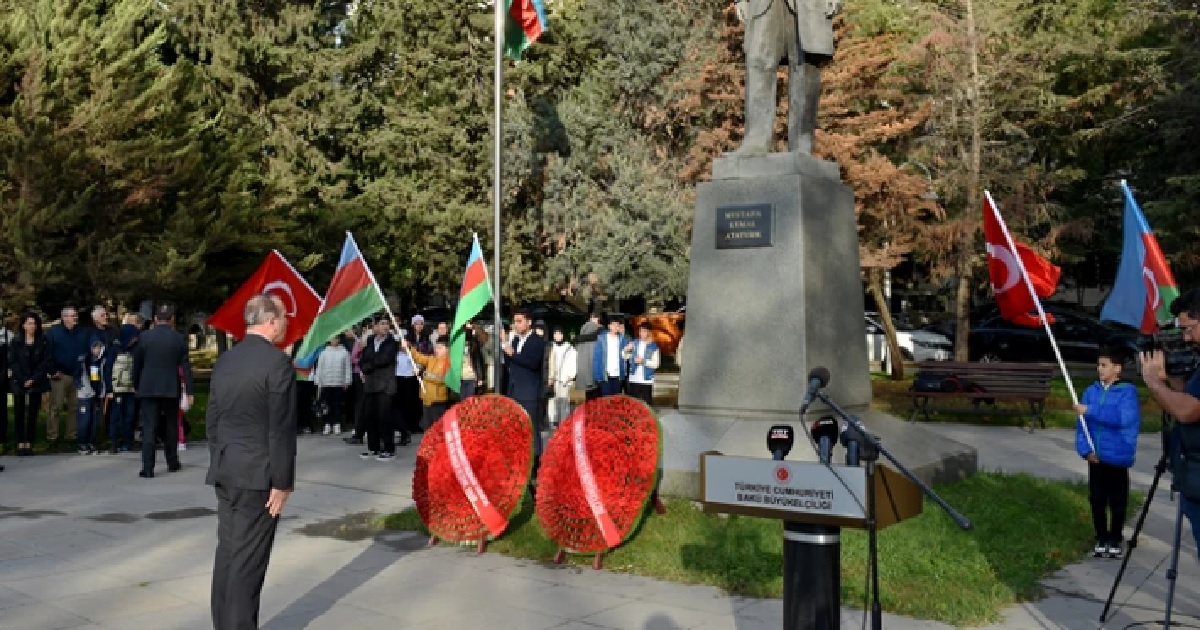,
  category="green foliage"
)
[0,0,1196,317]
